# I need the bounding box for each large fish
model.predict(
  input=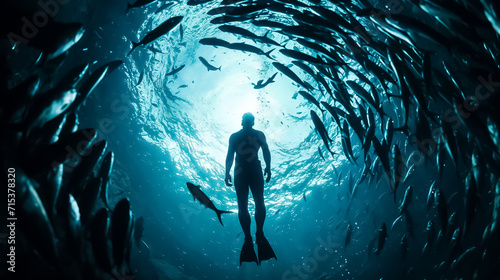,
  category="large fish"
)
[186,182,232,225]
[128,16,183,56]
